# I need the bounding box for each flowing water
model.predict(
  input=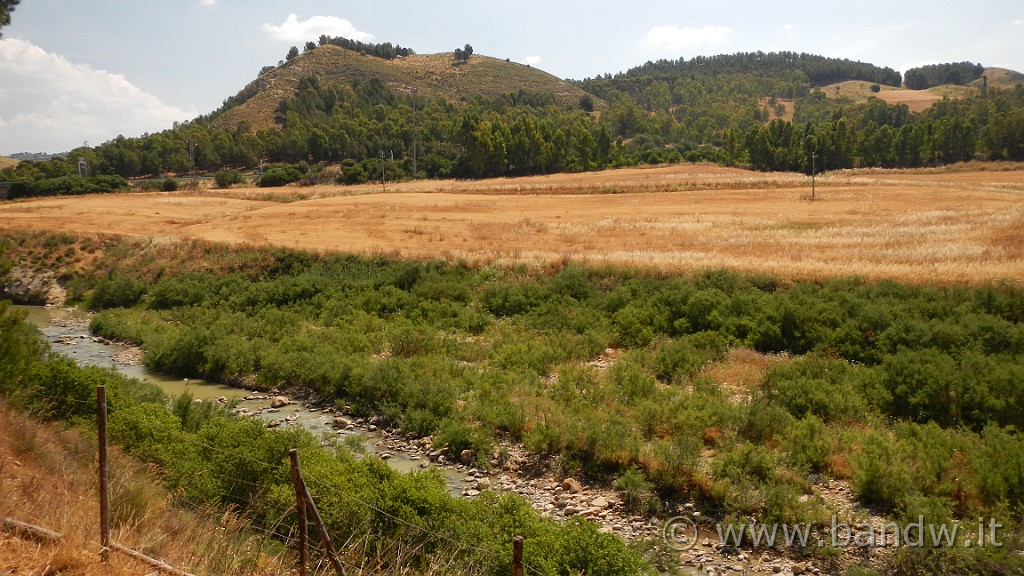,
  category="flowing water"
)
[14,305,470,494]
